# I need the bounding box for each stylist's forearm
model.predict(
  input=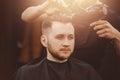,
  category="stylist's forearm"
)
[21,1,49,22]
